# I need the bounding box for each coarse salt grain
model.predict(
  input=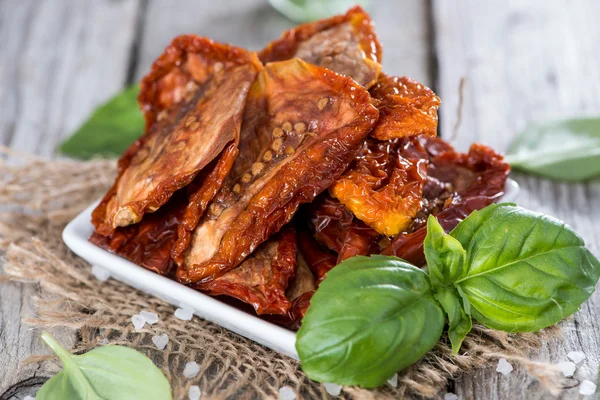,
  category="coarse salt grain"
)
[183,361,200,379]
[132,314,145,331]
[91,265,110,282]
[323,383,342,396]
[279,386,296,400]
[140,310,159,325]
[579,379,596,396]
[174,307,194,321]
[23,396,35,400]
[387,374,398,388]
[188,385,201,400]
[557,361,576,377]
[567,351,586,364]
[444,393,458,400]
[496,358,513,375]
[152,334,169,350]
